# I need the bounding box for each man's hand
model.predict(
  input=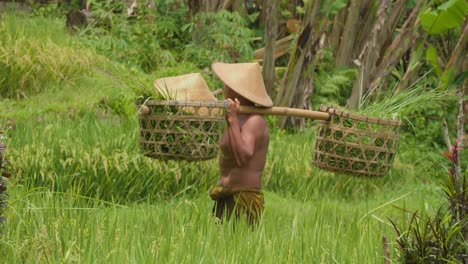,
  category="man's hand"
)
[225,98,240,122]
